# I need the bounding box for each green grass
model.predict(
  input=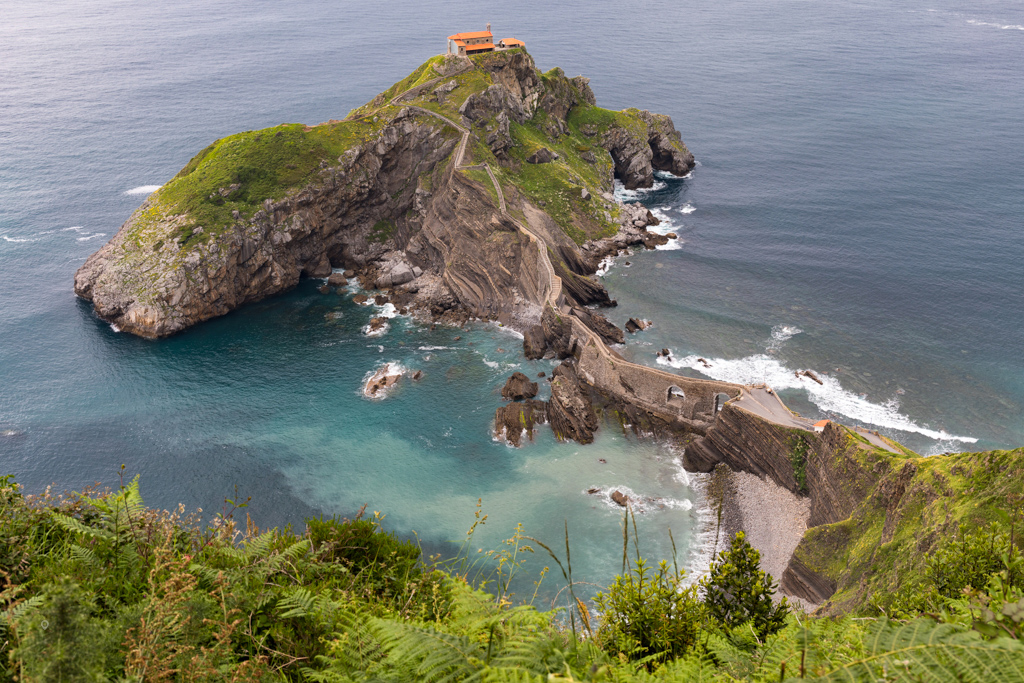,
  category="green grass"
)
[460,168,499,207]
[369,219,397,243]
[796,443,1024,615]
[124,112,406,251]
